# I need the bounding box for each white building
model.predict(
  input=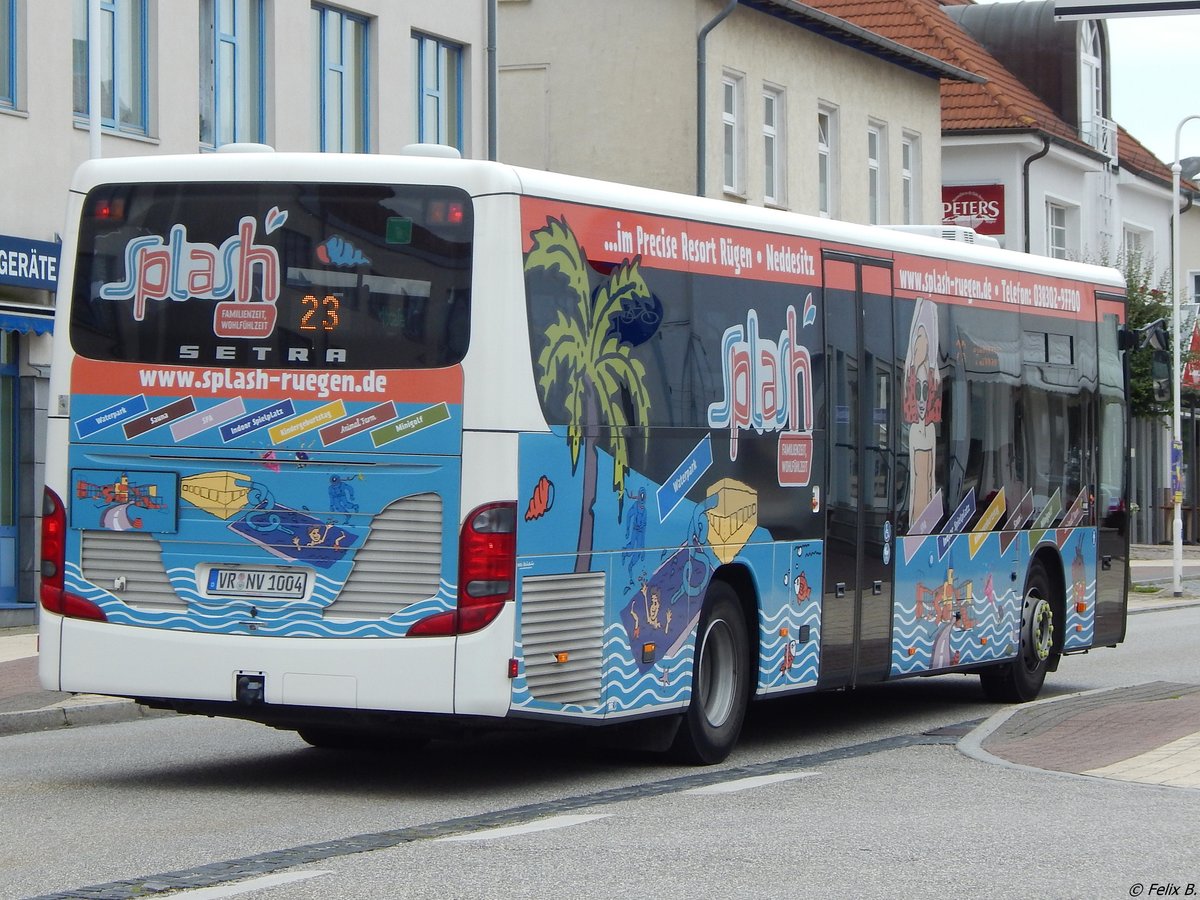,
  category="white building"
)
[0,0,492,623]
